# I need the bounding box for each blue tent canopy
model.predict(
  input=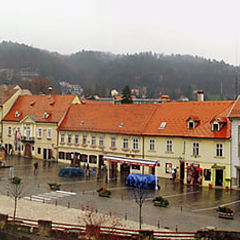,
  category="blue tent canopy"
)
[59,167,84,178]
[126,173,160,190]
